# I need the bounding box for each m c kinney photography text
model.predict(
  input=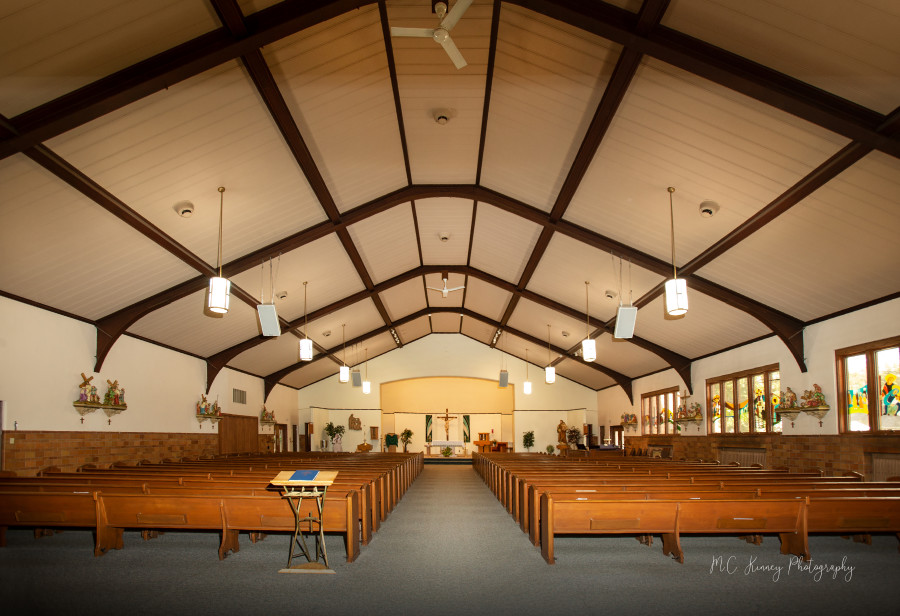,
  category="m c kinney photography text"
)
[710,554,855,583]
